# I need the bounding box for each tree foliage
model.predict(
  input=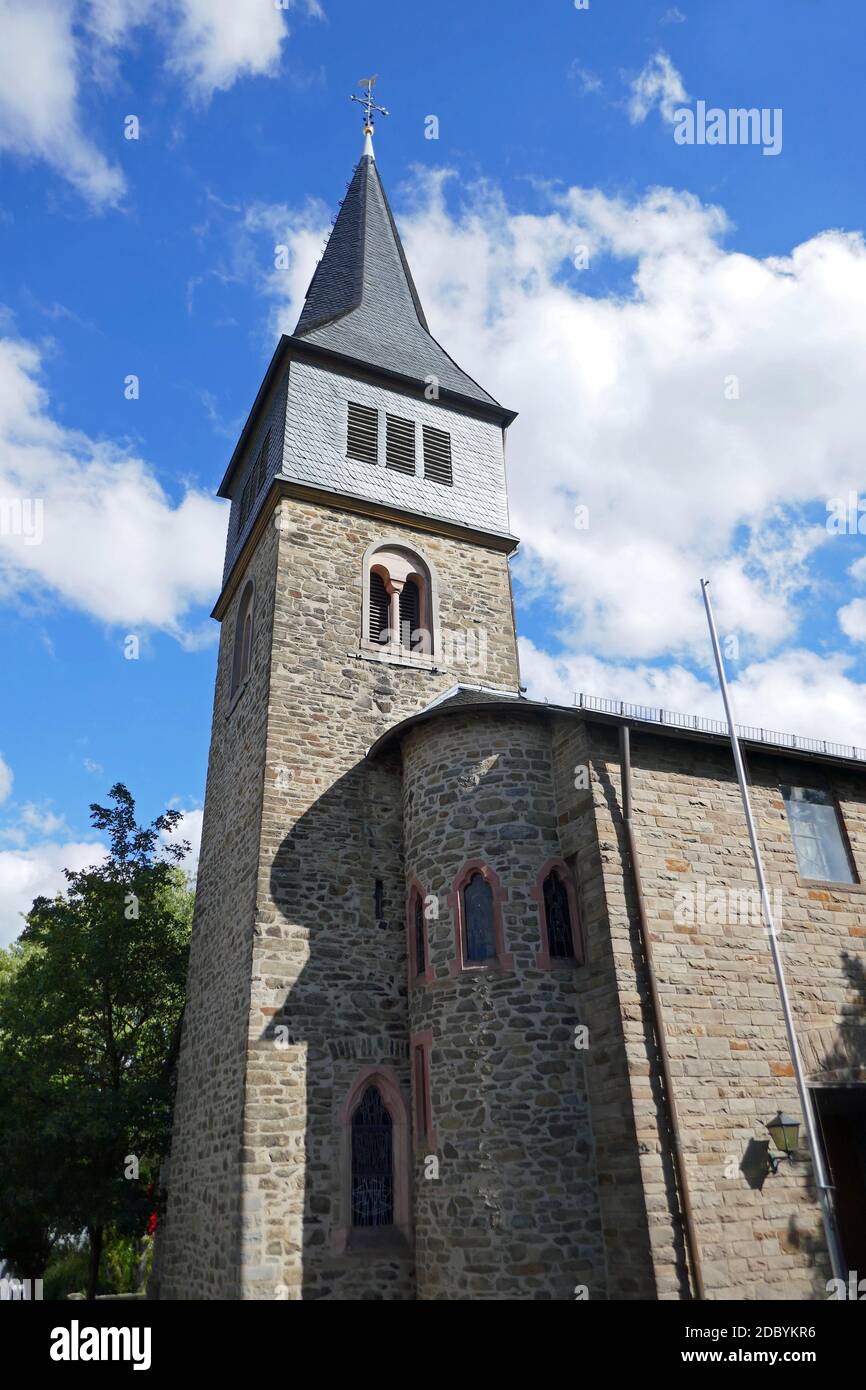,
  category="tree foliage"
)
[0,785,193,1295]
